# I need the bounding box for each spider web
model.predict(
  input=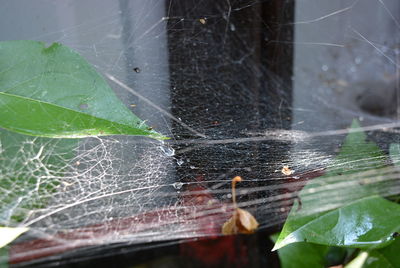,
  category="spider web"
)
[0,0,400,266]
